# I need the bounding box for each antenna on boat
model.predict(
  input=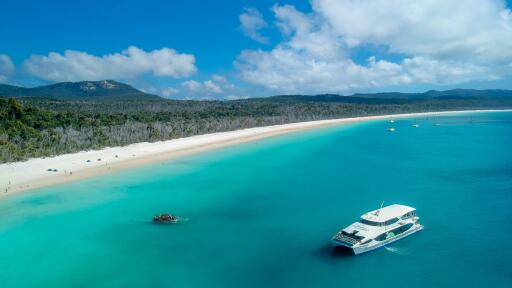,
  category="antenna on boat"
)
[375,201,385,216]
